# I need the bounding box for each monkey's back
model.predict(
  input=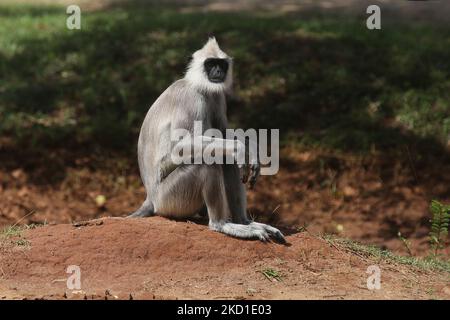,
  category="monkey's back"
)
[137,79,208,198]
